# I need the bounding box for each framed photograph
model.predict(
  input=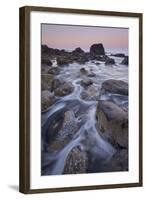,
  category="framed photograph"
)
[19,6,143,194]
